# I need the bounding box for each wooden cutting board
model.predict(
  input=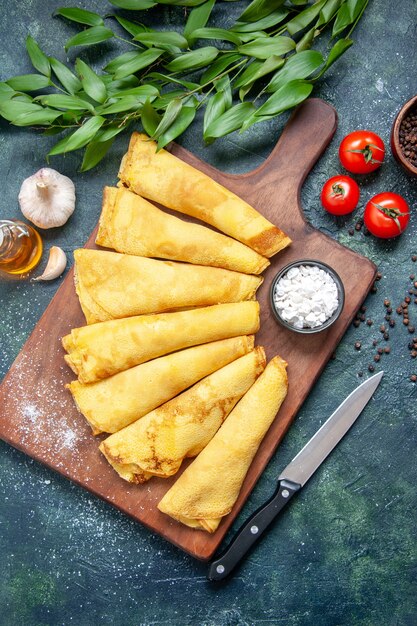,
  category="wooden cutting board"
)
[0,99,376,561]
